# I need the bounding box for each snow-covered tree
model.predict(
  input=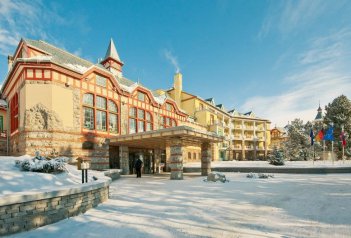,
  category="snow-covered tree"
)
[324,95,351,158]
[268,147,285,165]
